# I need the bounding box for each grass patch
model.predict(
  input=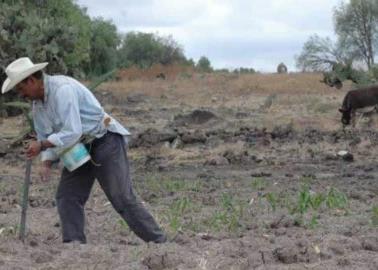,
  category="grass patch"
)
[372,205,378,227]
[167,197,193,232]
[139,174,202,194]
[262,185,349,229]
[204,192,246,233]
[0,224,19,238]
[325,187,349,210]
[251,177,268,191]
[265,192,278,212]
